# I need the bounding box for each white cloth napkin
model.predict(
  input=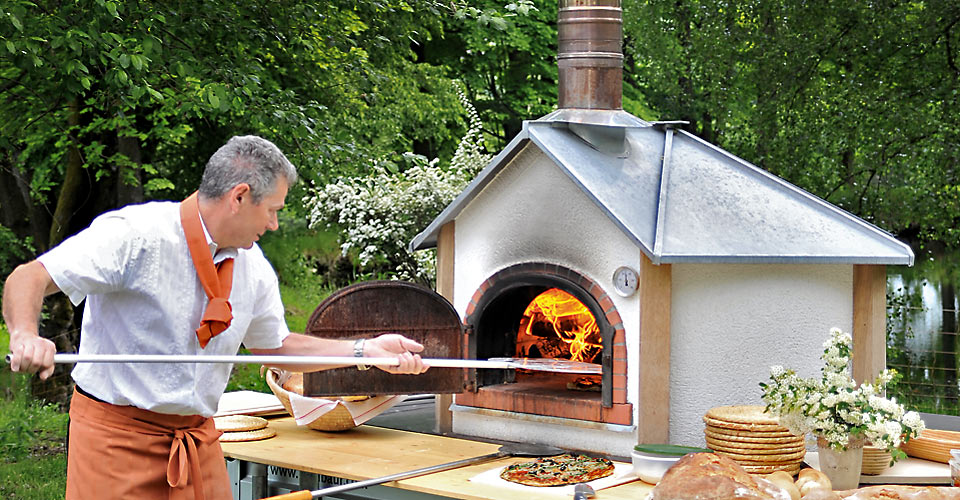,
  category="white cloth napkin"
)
[272,369,401,426]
